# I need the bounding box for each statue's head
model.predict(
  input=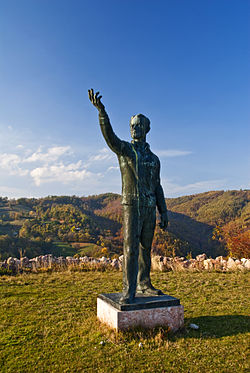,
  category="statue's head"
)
[130,114,150,141]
